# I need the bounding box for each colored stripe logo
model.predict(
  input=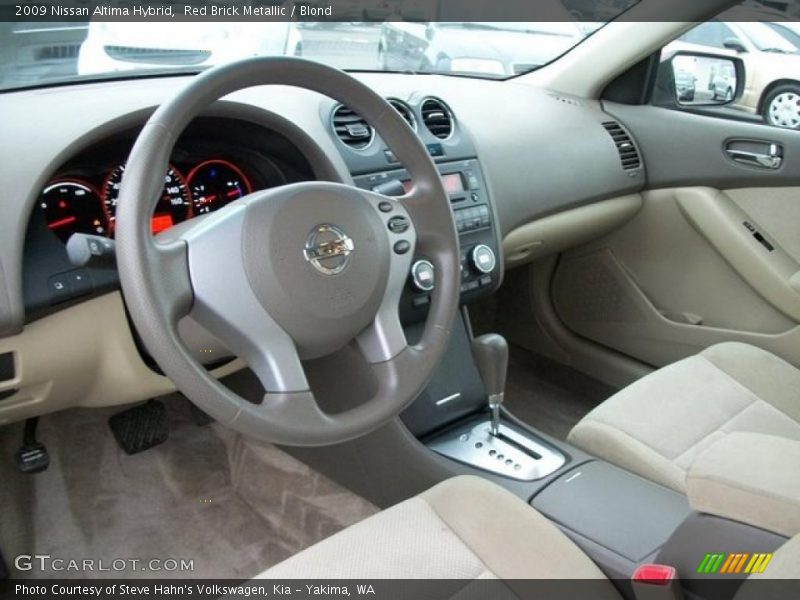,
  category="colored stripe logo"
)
[696,552,773,574]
